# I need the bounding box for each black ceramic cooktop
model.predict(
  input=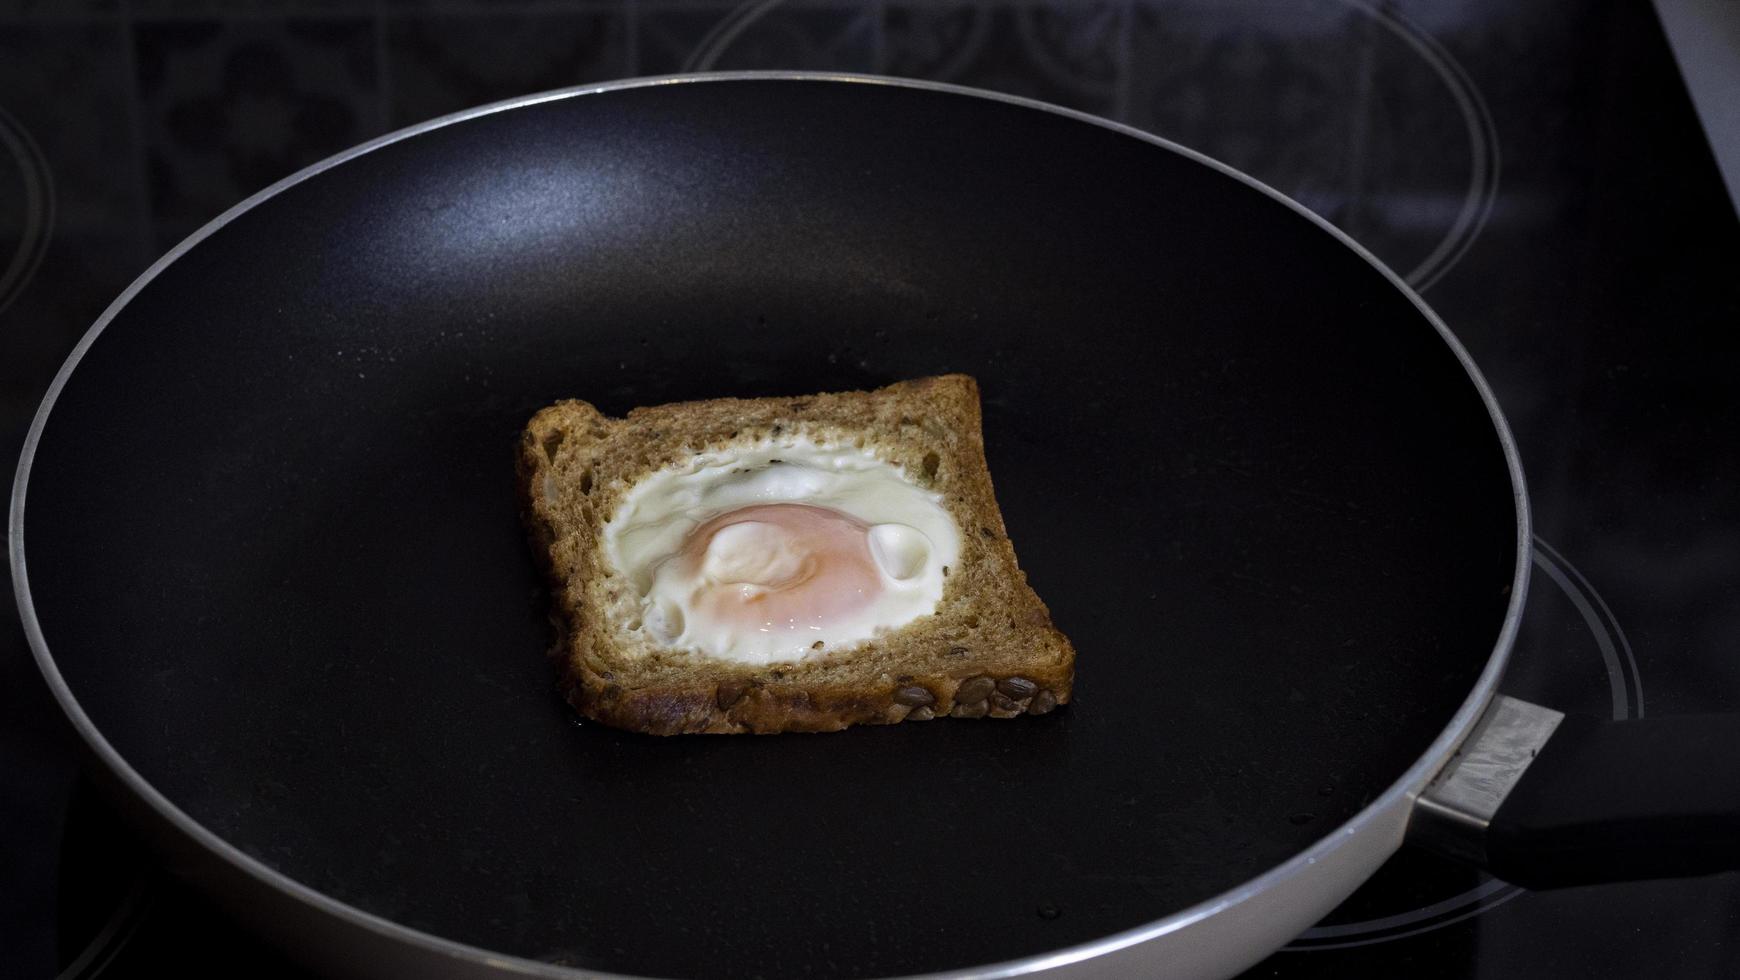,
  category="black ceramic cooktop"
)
[3,1,1737,978]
